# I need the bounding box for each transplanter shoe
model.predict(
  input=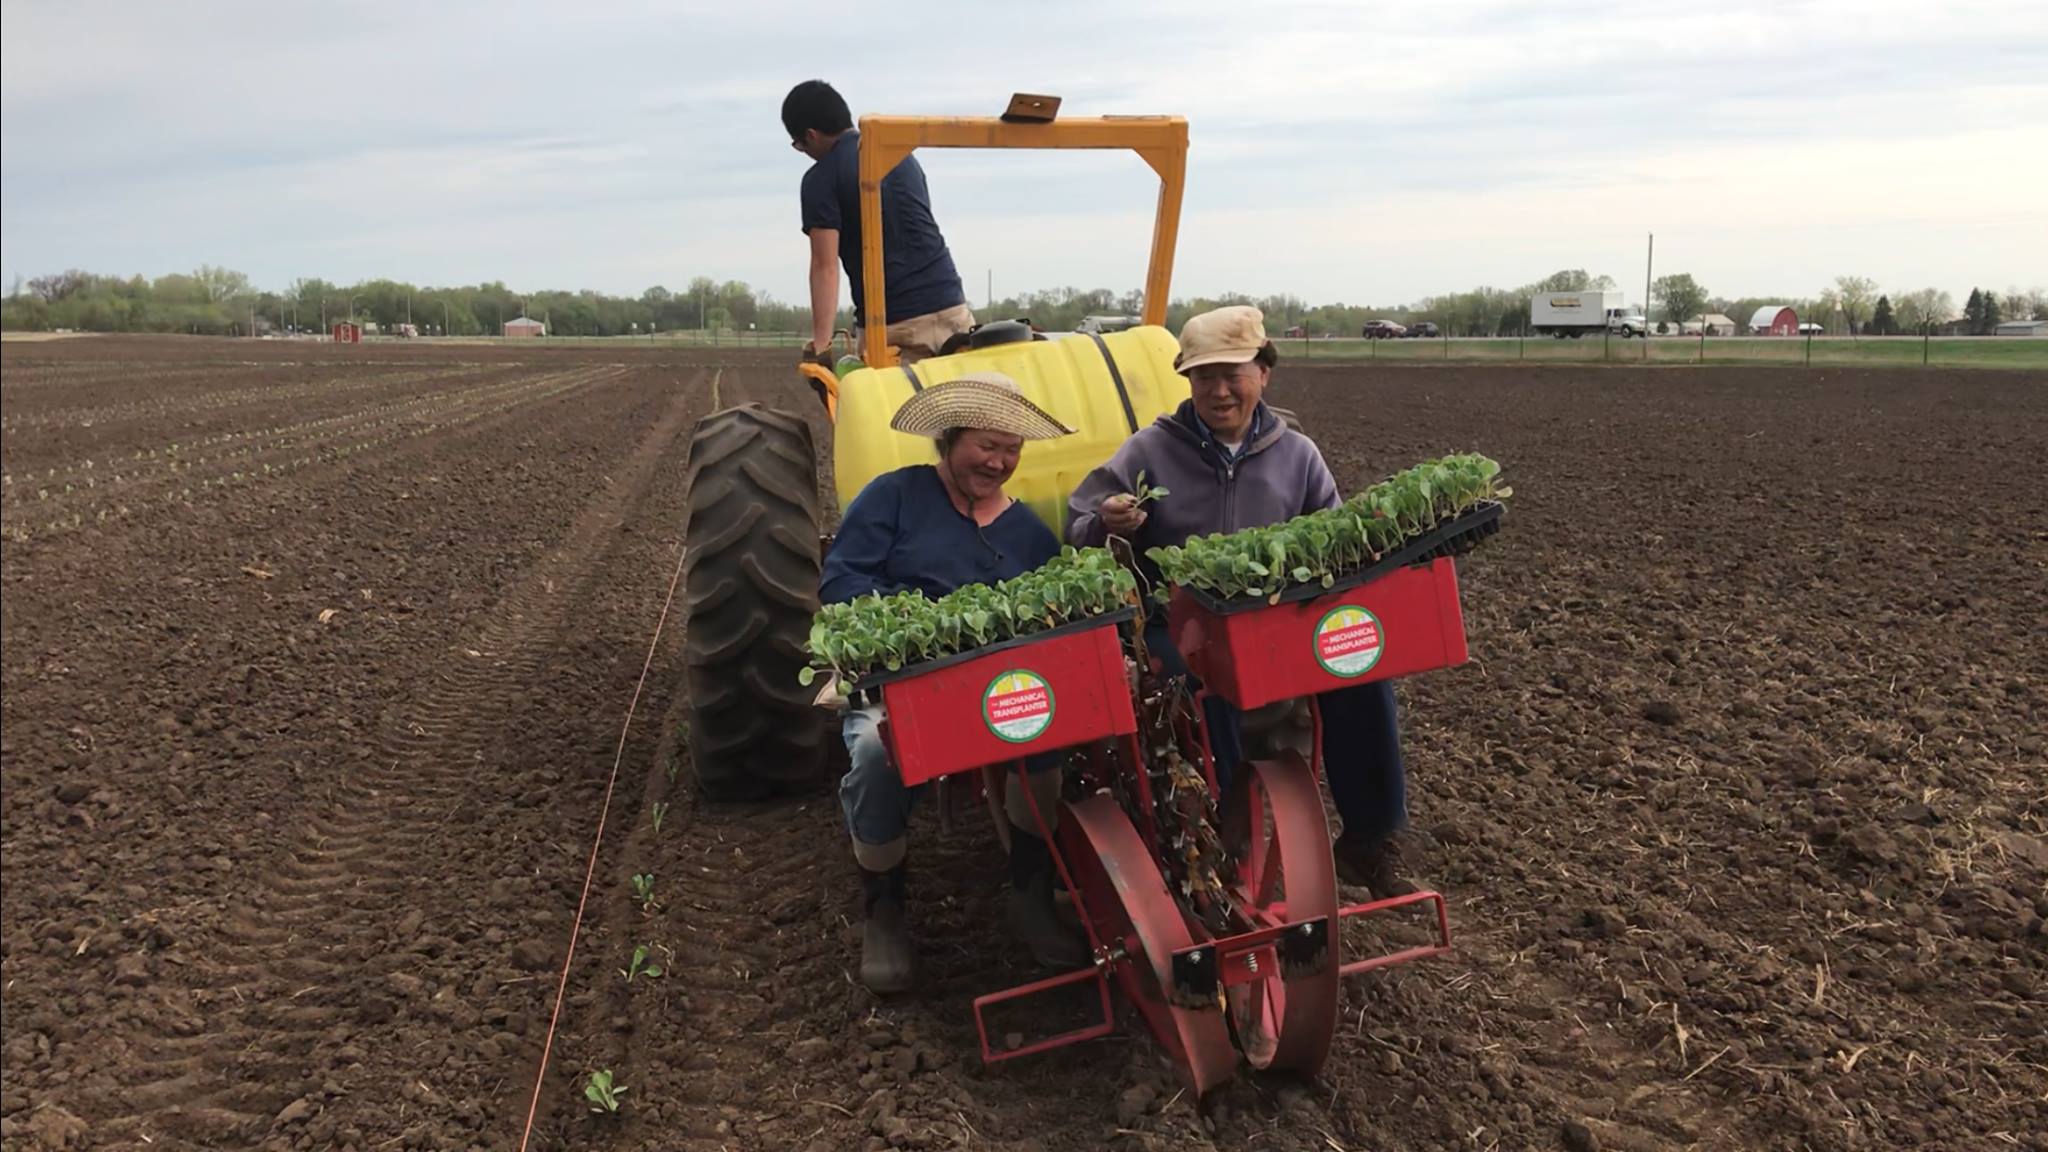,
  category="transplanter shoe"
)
[1007,830,1091,969]
[1333,829,1420,900]
[858,865,914,994]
